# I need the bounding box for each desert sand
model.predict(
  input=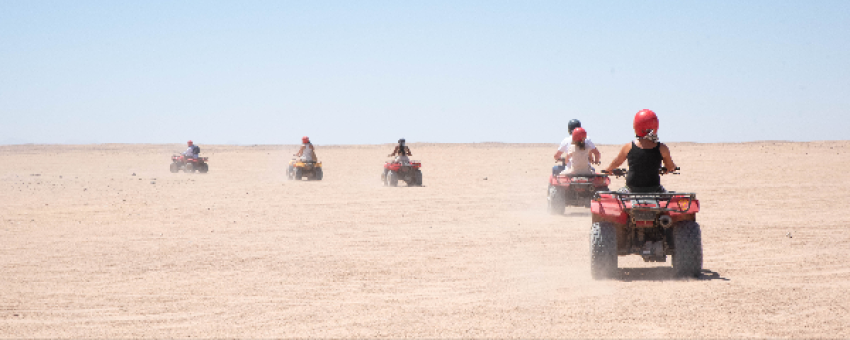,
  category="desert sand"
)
[1,141,849,338]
